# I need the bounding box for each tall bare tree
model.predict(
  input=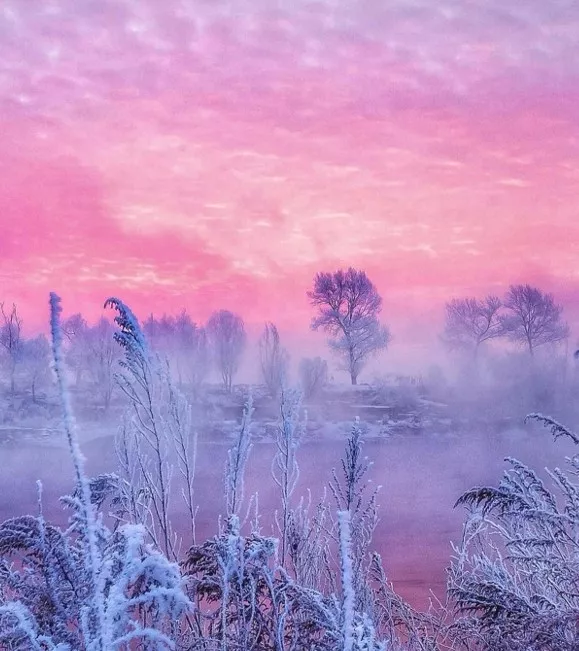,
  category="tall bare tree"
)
[62,314,120,407]
[501,284,569,357]
[259,322,289,398]
[0,302,23,395]
[207,309,246,392]
[186,326,210,391]
[174,311,210,391]
[441,295,503,357]
[85,318,120,409]
[308,268,390,385]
